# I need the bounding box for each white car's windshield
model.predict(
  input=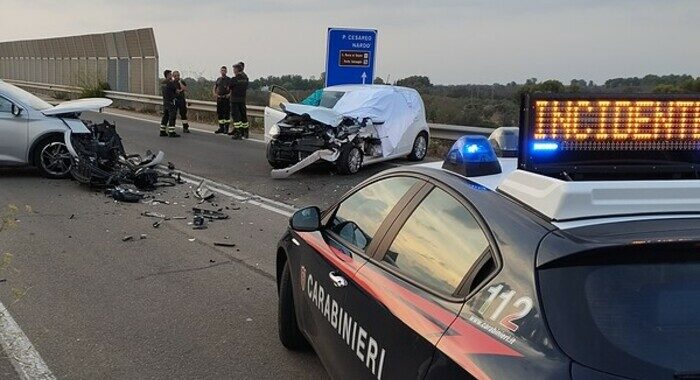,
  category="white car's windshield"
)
[0,81,53,111]
[319,91,345,108]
